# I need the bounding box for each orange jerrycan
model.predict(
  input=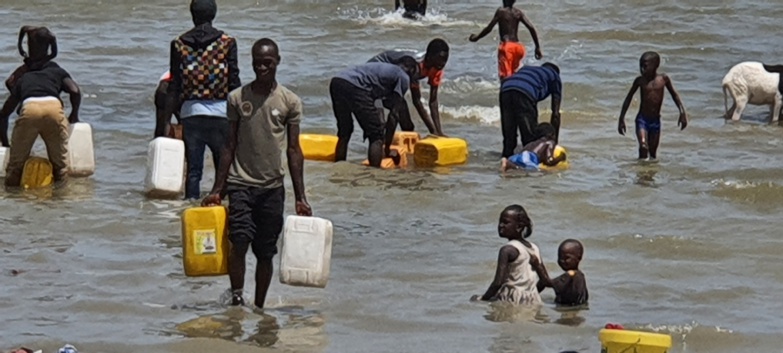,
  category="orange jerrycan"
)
[181,206,229,276]
[21,157,54,189]
[392,131,421,154]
